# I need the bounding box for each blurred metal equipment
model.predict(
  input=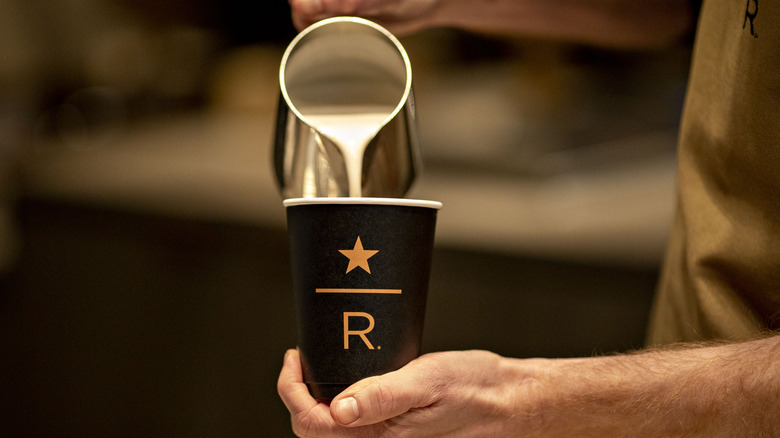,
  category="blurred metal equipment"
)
[273,17,420,198]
